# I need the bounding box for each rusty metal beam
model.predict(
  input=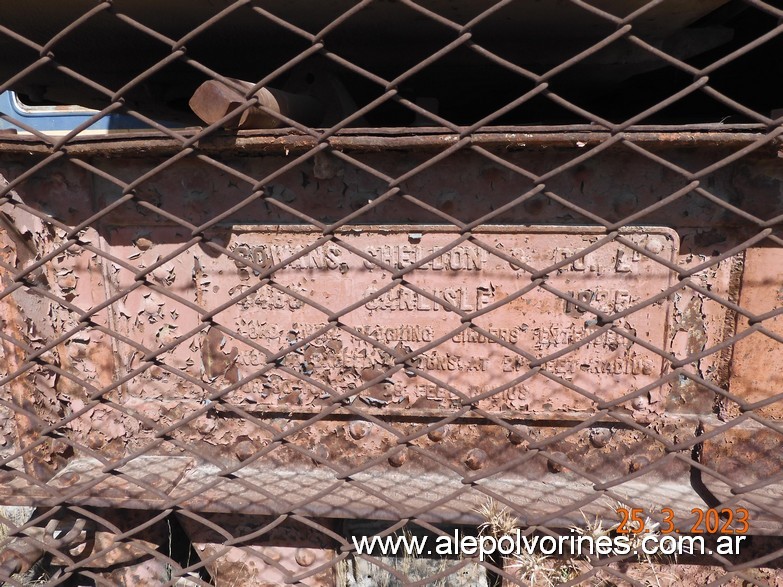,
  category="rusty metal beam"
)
[0,128,780,159]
